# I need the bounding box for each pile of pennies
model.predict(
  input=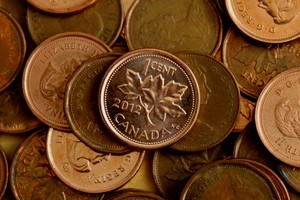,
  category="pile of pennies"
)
[1,0,300,199]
